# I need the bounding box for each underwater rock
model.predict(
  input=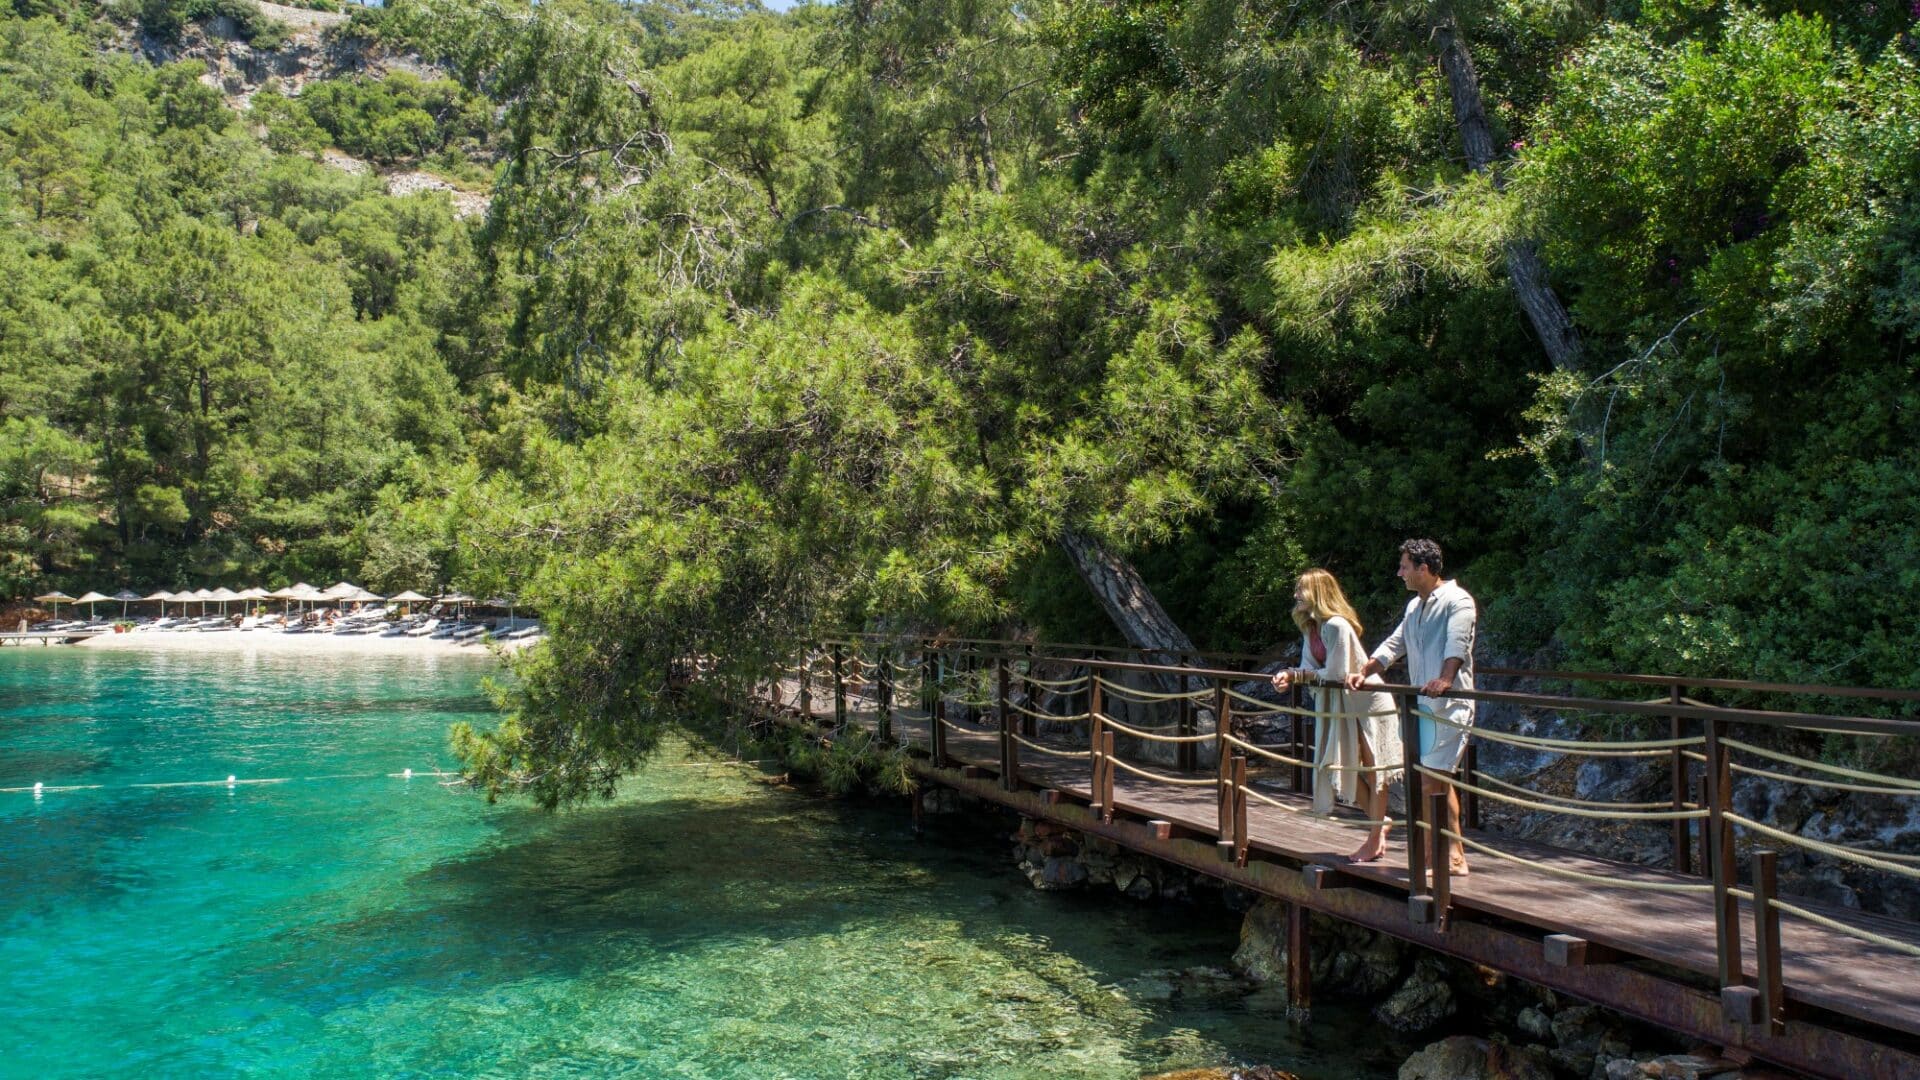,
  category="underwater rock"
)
[1398,1036,1554,1080]
[1375,955,1456,1033]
